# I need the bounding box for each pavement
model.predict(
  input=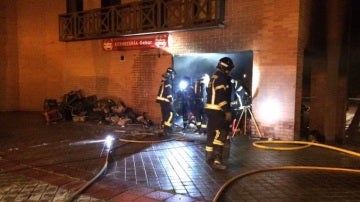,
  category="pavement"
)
[1,111,360,202]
